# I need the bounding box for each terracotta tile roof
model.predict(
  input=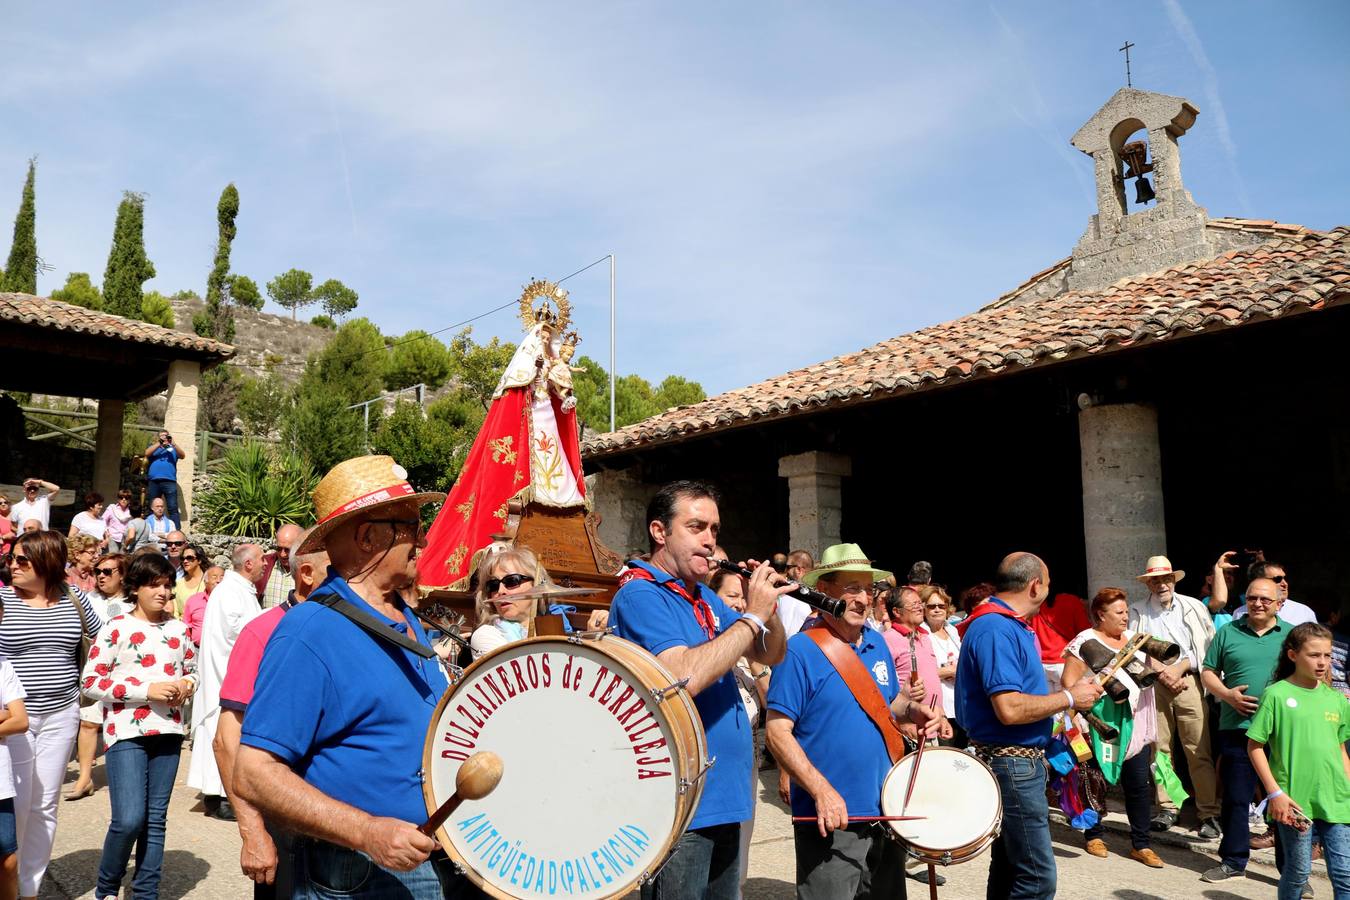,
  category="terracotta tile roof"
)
[0,292,235,359]
[584,225,1350,458]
